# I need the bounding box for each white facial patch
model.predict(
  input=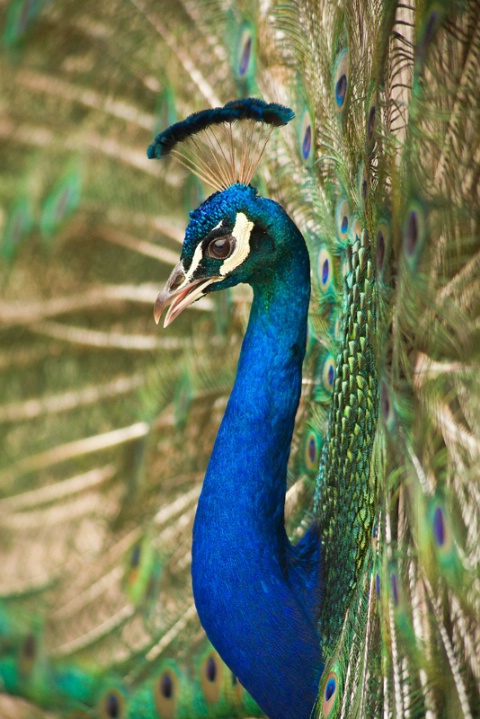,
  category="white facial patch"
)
[183,214,254,284]
[219,212,254,276]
